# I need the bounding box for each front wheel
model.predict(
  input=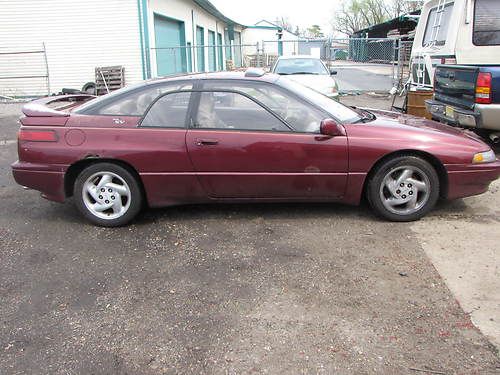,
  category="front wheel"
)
[74,163,142,227]
[366,156,440,222]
